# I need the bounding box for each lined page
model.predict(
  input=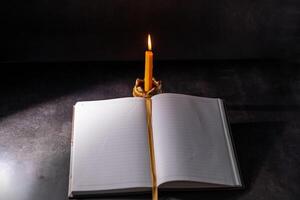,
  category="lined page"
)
[151,93,240,187]
[71,97,151,192]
